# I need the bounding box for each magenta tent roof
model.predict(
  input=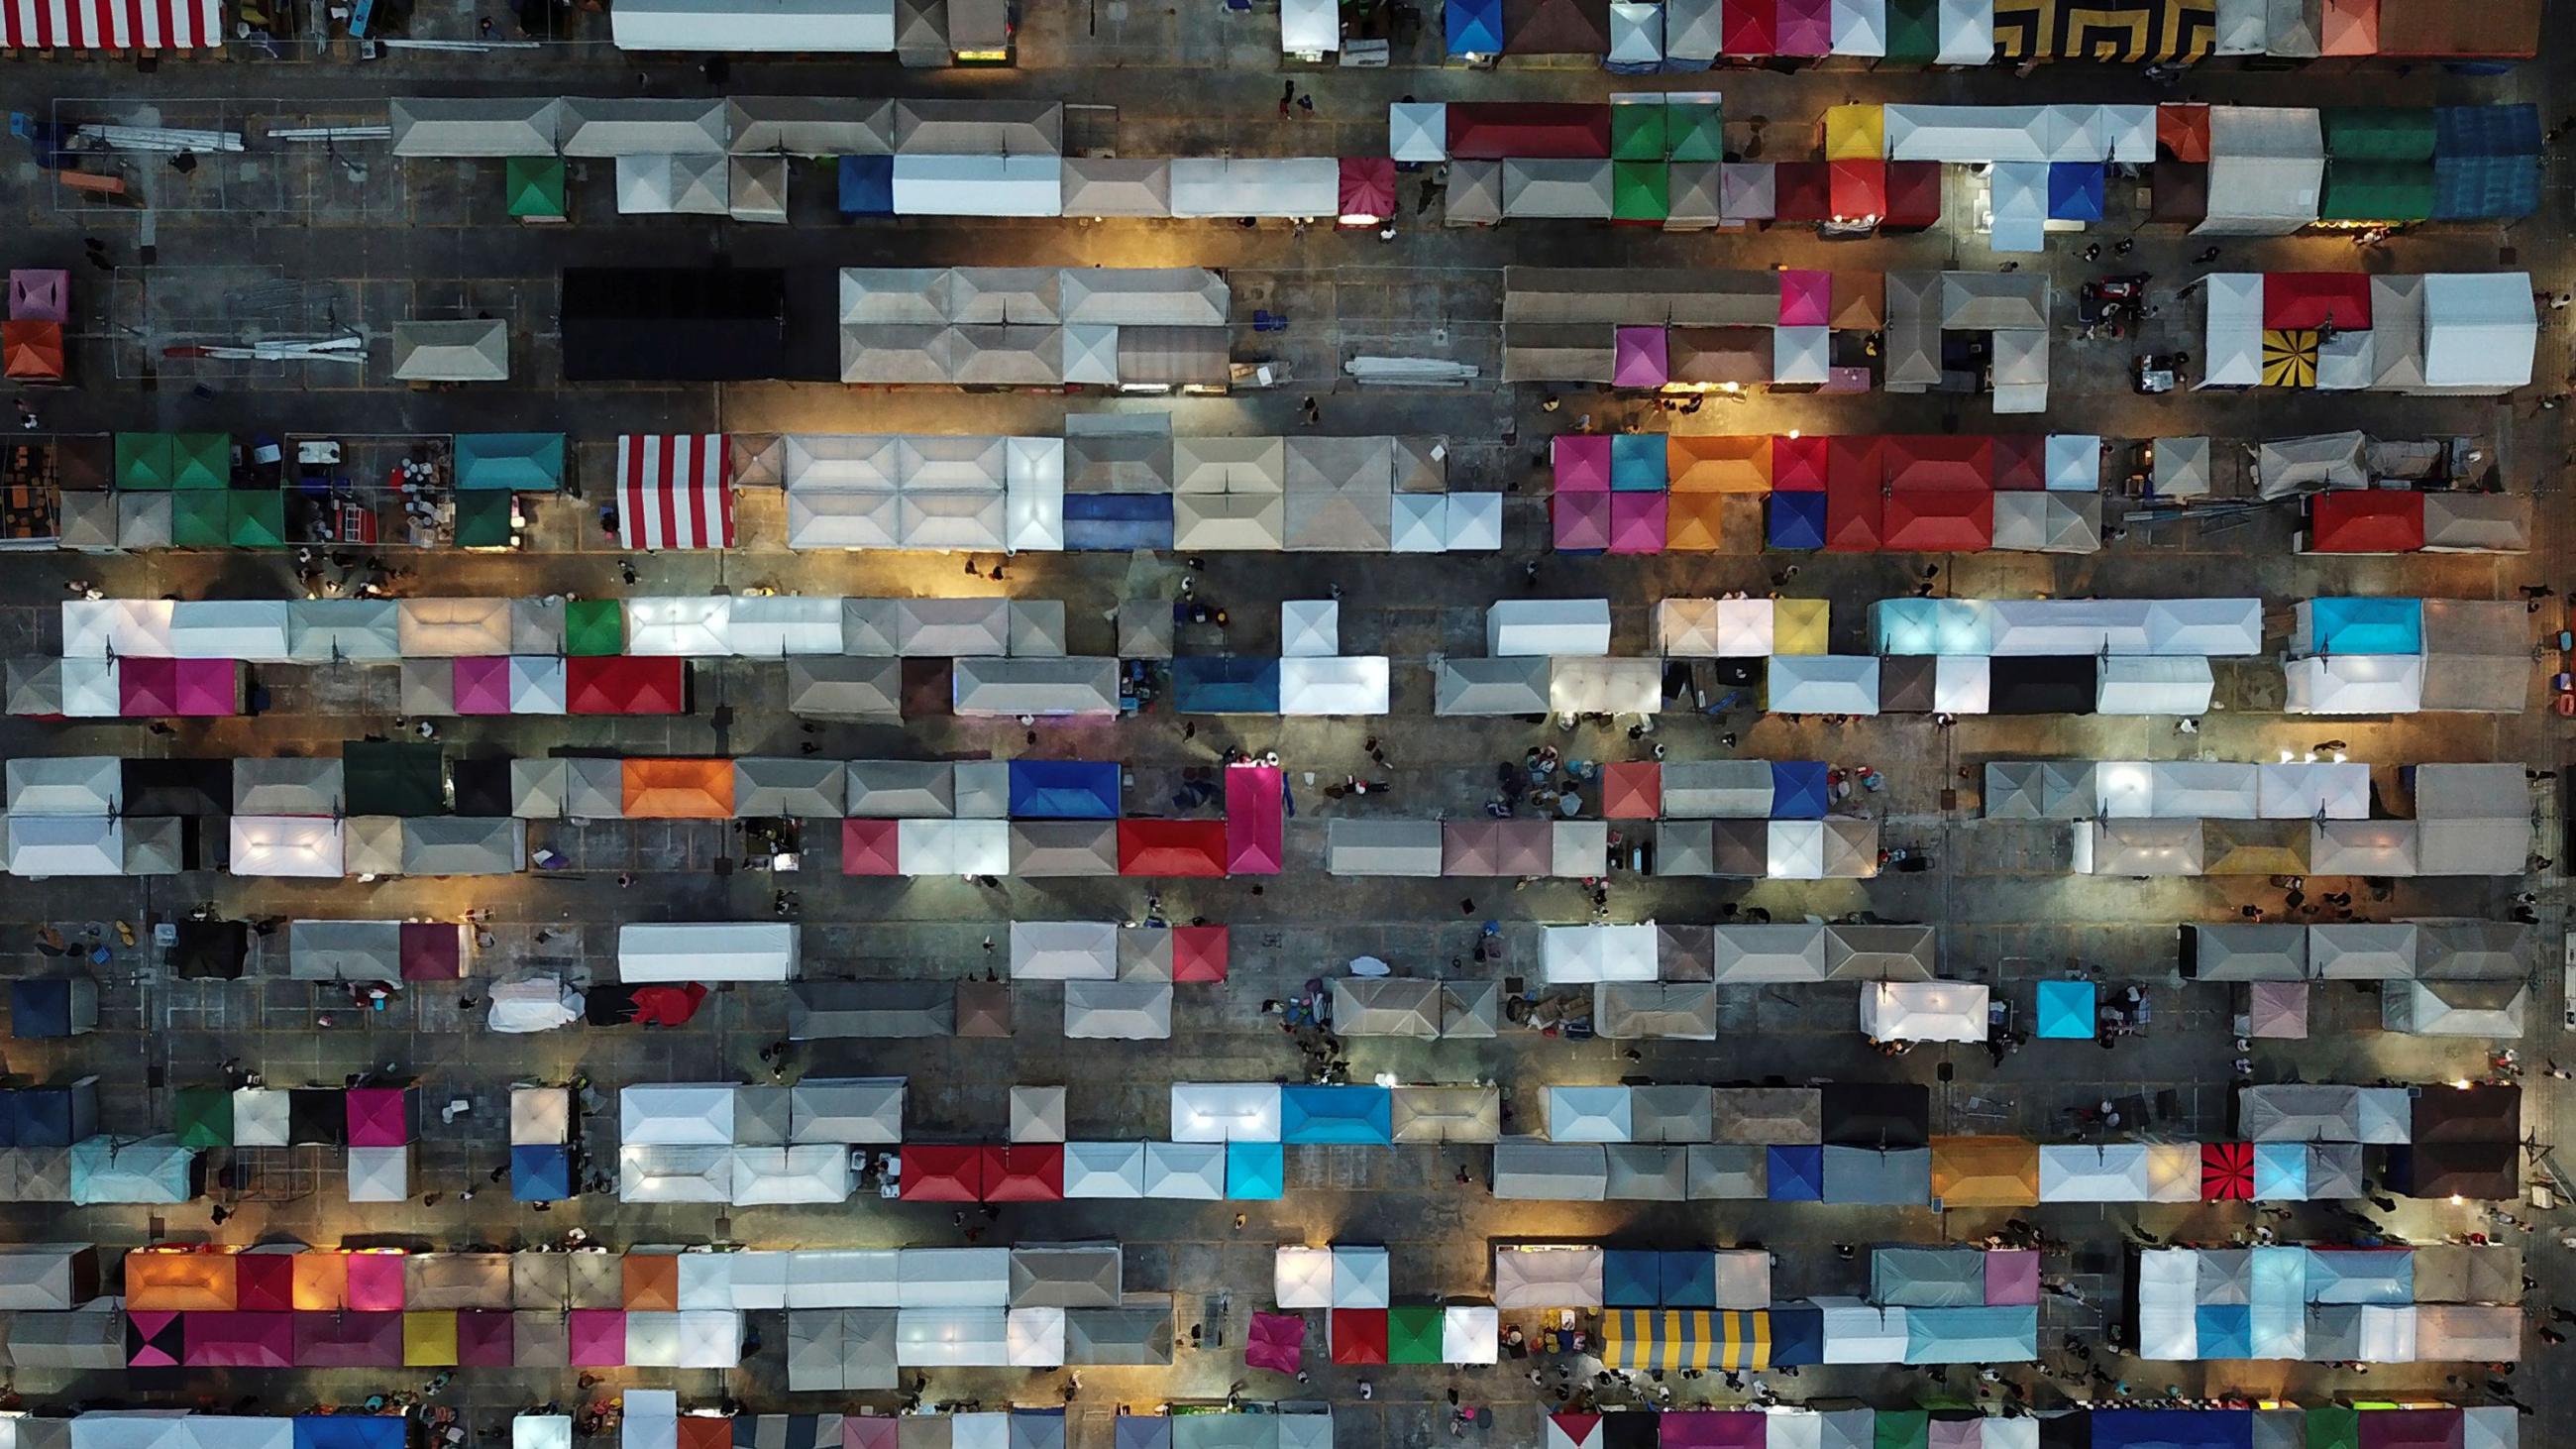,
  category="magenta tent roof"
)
[118,656,181,716]
[1779,270,1833,326]
[1607,493,1666,554]
[400,922,464,981]
[294,1310,403,1367]
[569,1309,627,1366]
[1927,1421,1979,1449]
[1554,434,1612,492]
[1555,491,1613,550]
[1659,1412,1767,1449]
[186,1310,295,1368]
[346,1088,416,1149]
[1984,1249,2039,1304]
[1614,326,1668,388]
[170,658,239,715]
[457,1309,514,1366]
[1224,763,1284,875]
[842,819,900,875]
[844,1421,900,1449]
[1243,1310,1306,1374]
[453,655,512,714]
[1775,0,1832,53]
[346,1252,407,1310]
[8,270,67,322]
[128,1310,180,1368]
